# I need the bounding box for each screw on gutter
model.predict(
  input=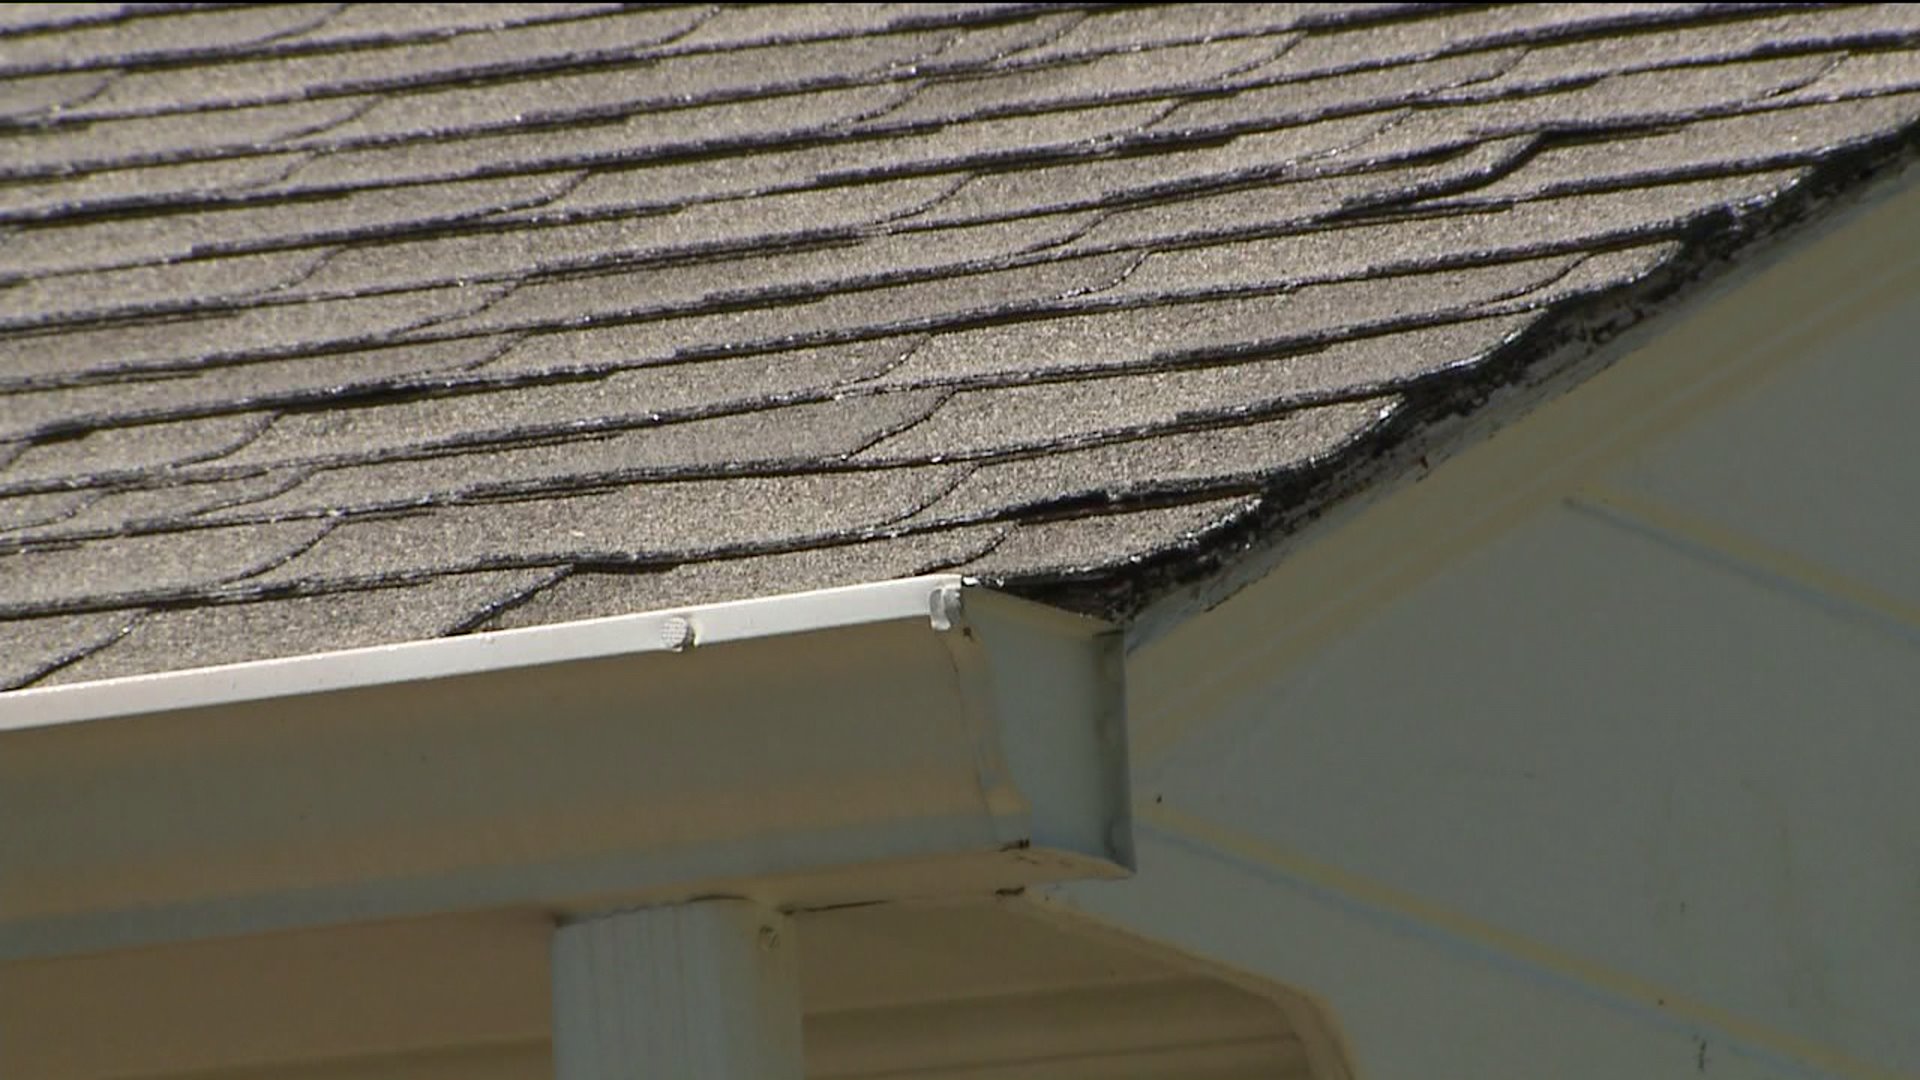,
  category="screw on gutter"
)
[759,925,780,951]
[660,615,695,652]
